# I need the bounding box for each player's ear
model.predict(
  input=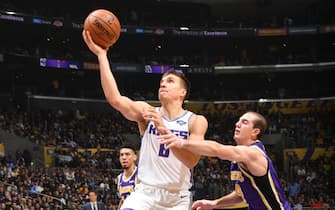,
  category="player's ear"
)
[252,128,260,139]
[134,153,137,162]
[180,89,187,97]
